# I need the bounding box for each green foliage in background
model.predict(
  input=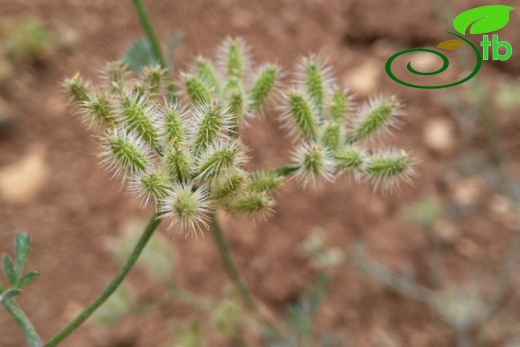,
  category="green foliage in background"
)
[0,17,51,64]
